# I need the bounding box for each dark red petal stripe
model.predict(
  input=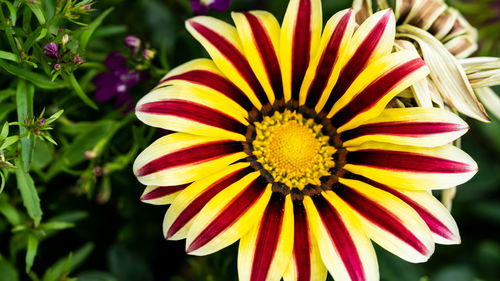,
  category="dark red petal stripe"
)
[312,195,365,281]
[136,140,244,177]
[292,200,312,281]
[189,21,269,105]
[331,58,425,128]
[141,184,190,201]
[159,70,254,110]
[322,11,391,112]
[346,149,474,173]
[250,192,286,281]
[166,167,254,238]
[186,176,268,253]
[356,175,456,241]
[305,10,352,108]
[335,184,429,255]
[341,121,467,142]
[137,100,247,135]
[291,0,312,101]
[243,12,284,100]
